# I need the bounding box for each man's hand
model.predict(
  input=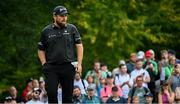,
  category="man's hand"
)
[42,62,46,66]
[76,64,82,75]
